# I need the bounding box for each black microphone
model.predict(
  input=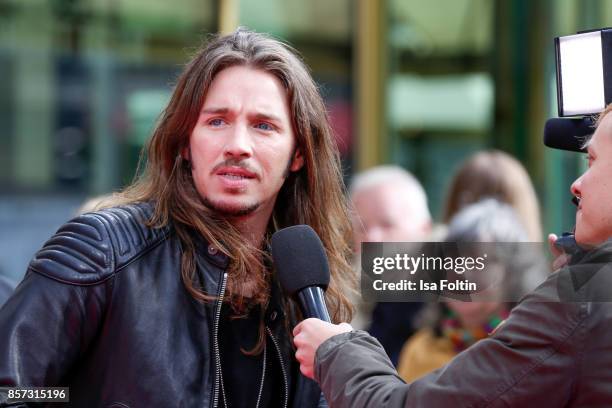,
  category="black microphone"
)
[271,225,331,408]
[271,225,331,322]
[554,232,581,255]
[543,117,594,152]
